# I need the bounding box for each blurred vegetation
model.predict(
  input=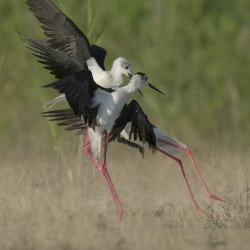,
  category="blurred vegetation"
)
[0,0,250,153]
